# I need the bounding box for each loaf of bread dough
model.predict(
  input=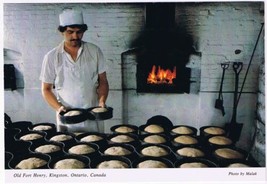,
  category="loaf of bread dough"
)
[204,127,225,135]
[33,125,52,131]
[208,136,232,145]
[179,162,208,168]
[54,158,86,169]
[144,124,164,133]
[110,135,134,143]
[97,160,129,168]
[138,160,168,168]
[15,157,47,169]
[50,134,72,142]
[64,110,81,116]
[215,148,244,159]
[174,135,198,145]
[68,144,96,155]
[227,163,250,167]
[172,126,193,134]
[177,147,205,157]
[143,135,166,144]
[104,146,131,156]
[141,146,168,157]
[92,107,108,113]
[35,144,61,154]
[80,135,103,142]
[115,126,135,133]
[20,133,43,141]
